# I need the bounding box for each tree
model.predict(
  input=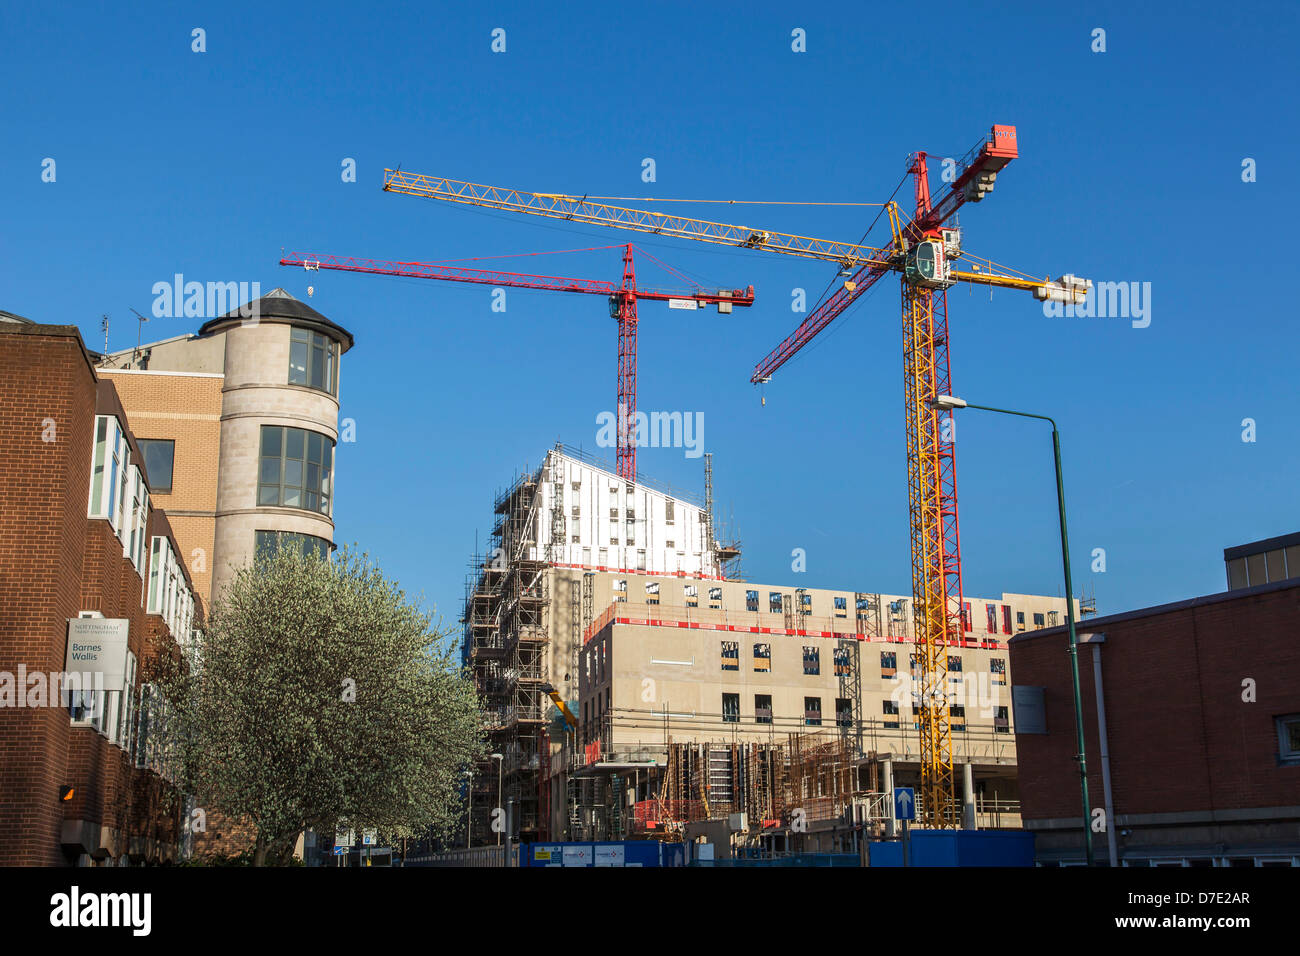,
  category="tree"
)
[162,544,484,866]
